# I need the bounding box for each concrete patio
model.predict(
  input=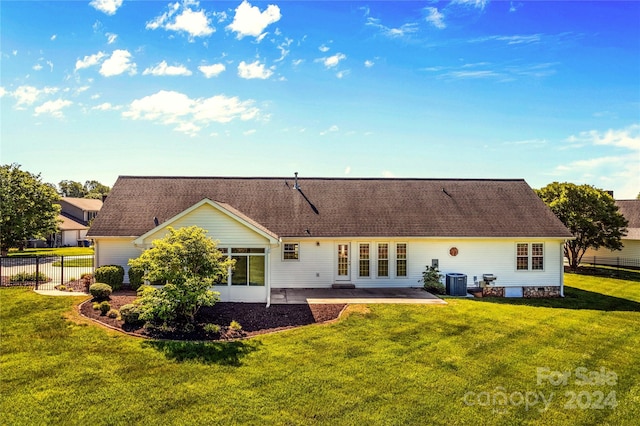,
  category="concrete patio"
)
[270,287,447,305]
